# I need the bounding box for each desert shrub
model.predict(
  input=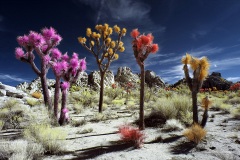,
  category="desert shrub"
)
[0,140,44,160]
[175,84,191,95]
[90,113,107,122]
[69,91,97,108]
[70,84,81,92]
[105,86,123,100]
[0,99,25,129]
[183,123,206,144]
[231,105,240,119]
[77,128,93,134]
[226,96,240,105]
[144,86,158,102]
[151,95,192,124]
[31,92,42,99]
[118,125,144,148]
[162,119,185,132]
[24,123,66,154]
[72,104,84,114]
[25,97,40,107]
[112,98,125,106]
[71,119,86,127]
